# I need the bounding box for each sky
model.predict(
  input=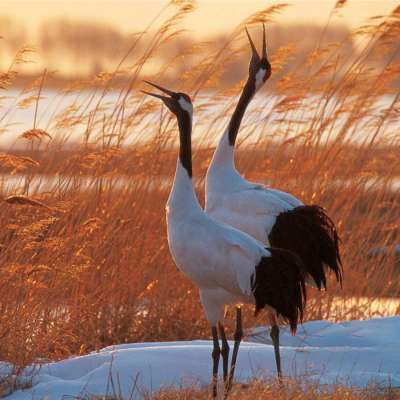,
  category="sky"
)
[1,1,398,78]
[2,1,399,40]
